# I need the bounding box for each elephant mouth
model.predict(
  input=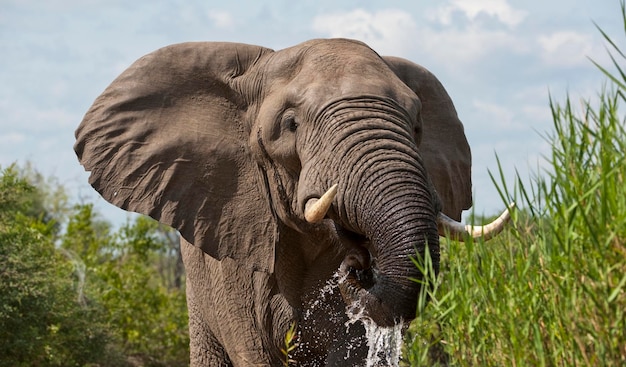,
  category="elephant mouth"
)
[333,224,374,284]
[338,236,376,290]
[338,254,378,311]
[333,225,413,327]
